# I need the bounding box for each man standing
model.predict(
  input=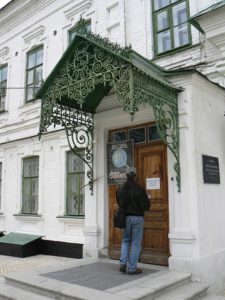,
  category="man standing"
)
[116,167,150,275]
